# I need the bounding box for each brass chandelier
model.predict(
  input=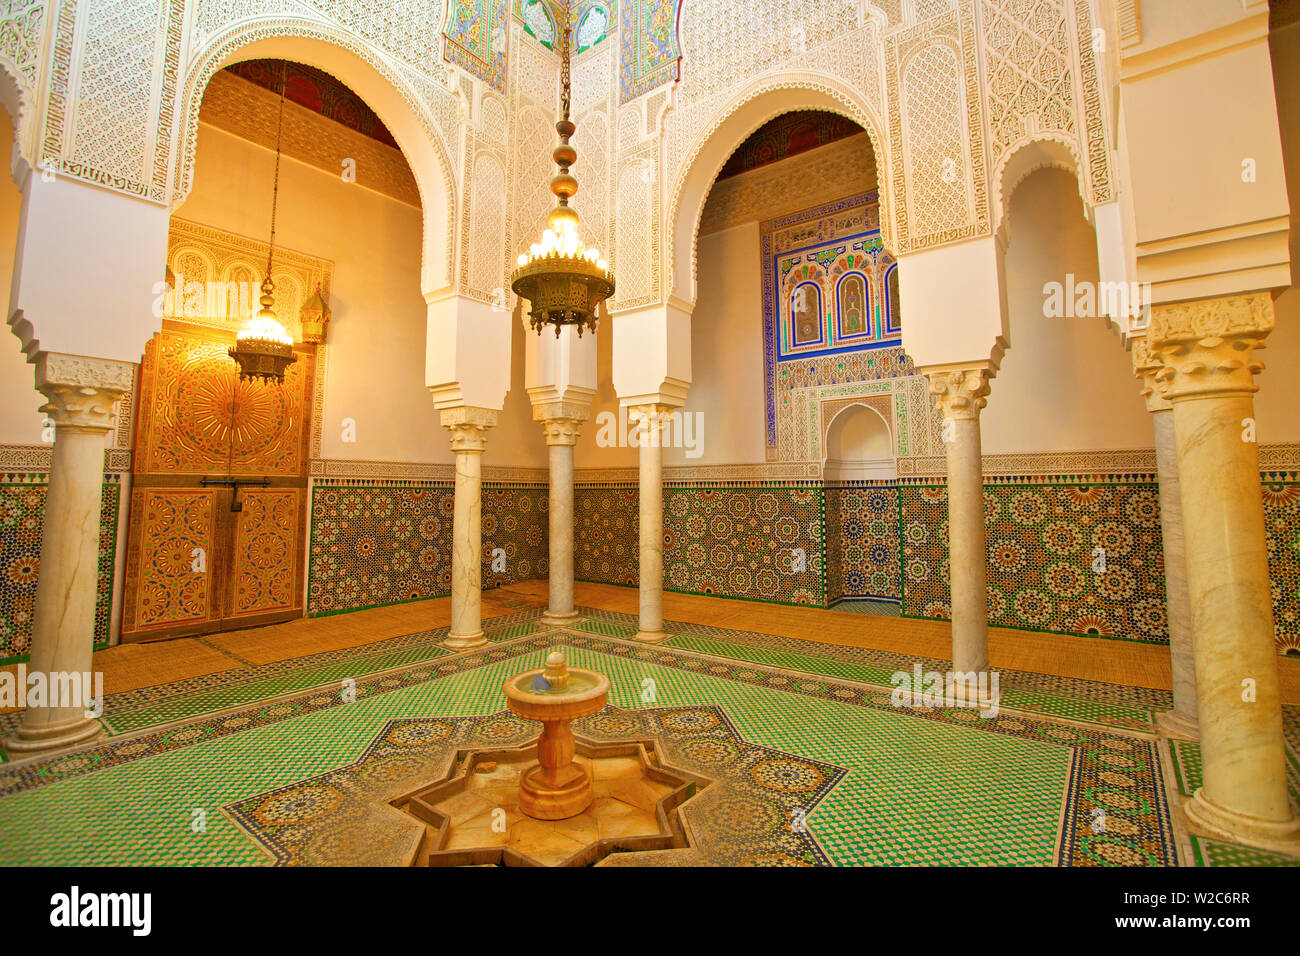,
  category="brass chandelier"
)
[510,6,614,337]
[230,60,298,383]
